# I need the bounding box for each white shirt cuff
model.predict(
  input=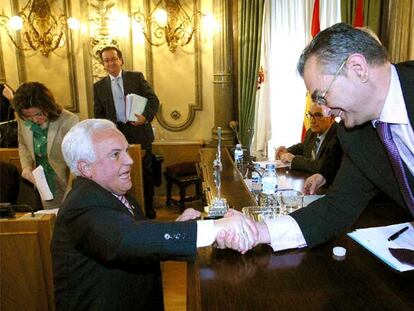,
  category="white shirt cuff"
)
[264,215,307,251]
[196,220,215,247]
